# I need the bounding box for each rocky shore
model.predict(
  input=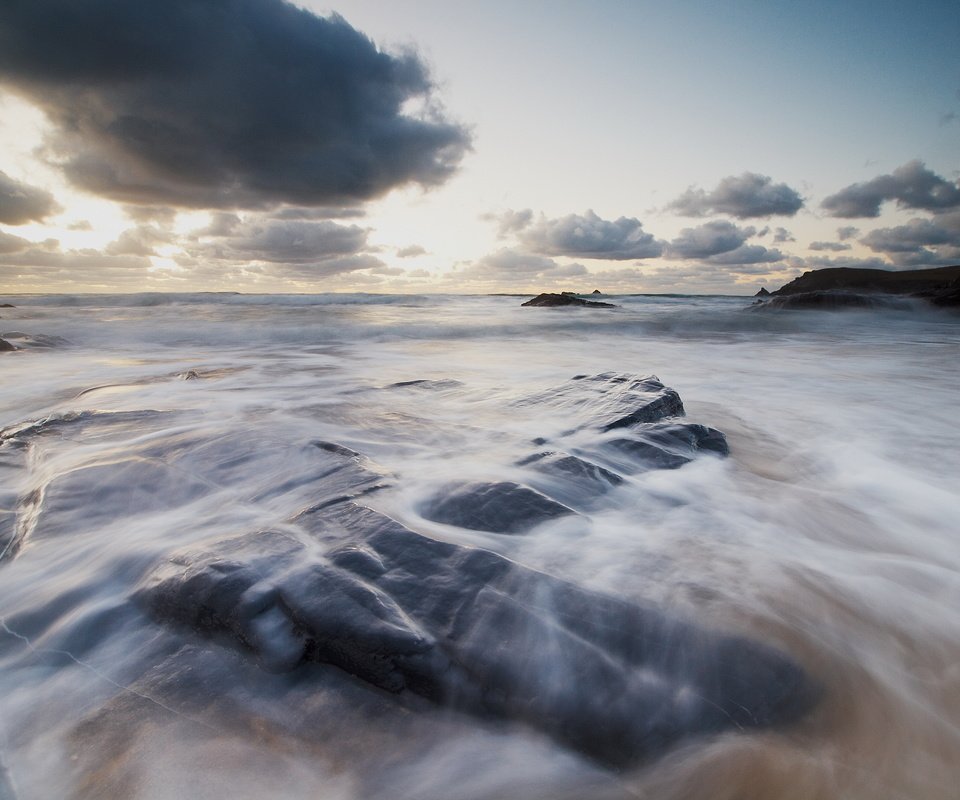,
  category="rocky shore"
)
[754,265,960,310]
